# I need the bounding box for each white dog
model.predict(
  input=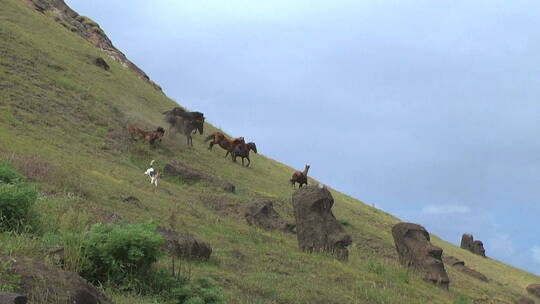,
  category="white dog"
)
[144,160,160,187]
